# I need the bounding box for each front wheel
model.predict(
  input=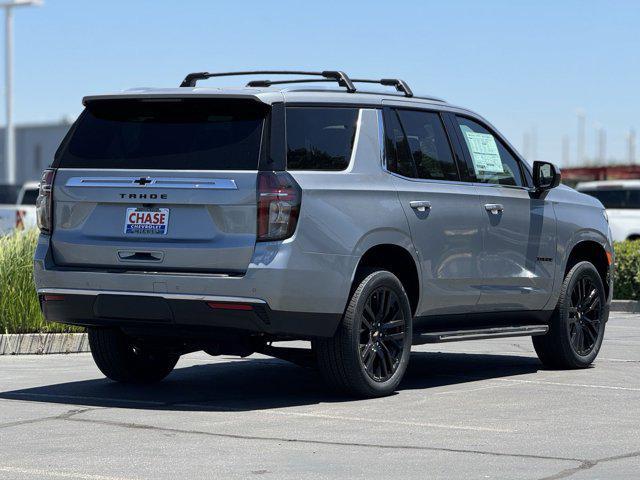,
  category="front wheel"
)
[88,327,179,383]
[314,270,412,398]
[533,261,607,369]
